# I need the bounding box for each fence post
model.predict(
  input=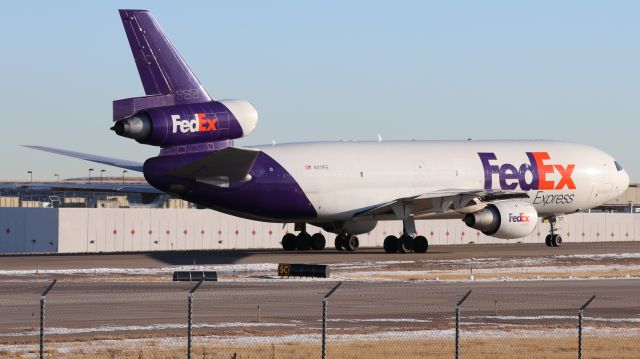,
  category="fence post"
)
[322,282,342,359]
[188,279,204,359]
[39,279,57,359]
[578,295,596,359]
[455,290,472,359]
